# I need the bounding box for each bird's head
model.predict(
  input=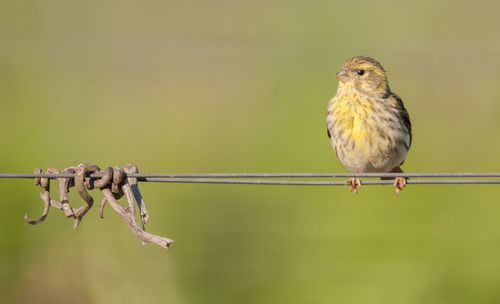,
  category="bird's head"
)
[336,56,390,97]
